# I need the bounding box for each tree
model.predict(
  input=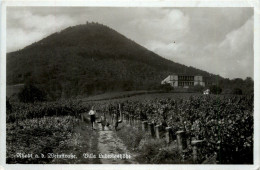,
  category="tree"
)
[18,83,47,103]
[210,85,222,94]
[160,83,174,92]
[244,77,254,95]
[232,88,243,95]
[192,85,204,93]
[6,97,12,113]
